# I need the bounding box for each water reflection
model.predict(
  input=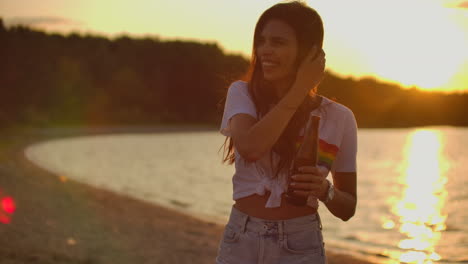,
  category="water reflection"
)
[391,129,449,263]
